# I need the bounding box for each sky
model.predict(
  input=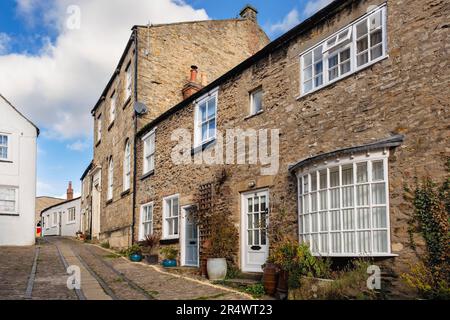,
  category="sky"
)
[0,0,333,198]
